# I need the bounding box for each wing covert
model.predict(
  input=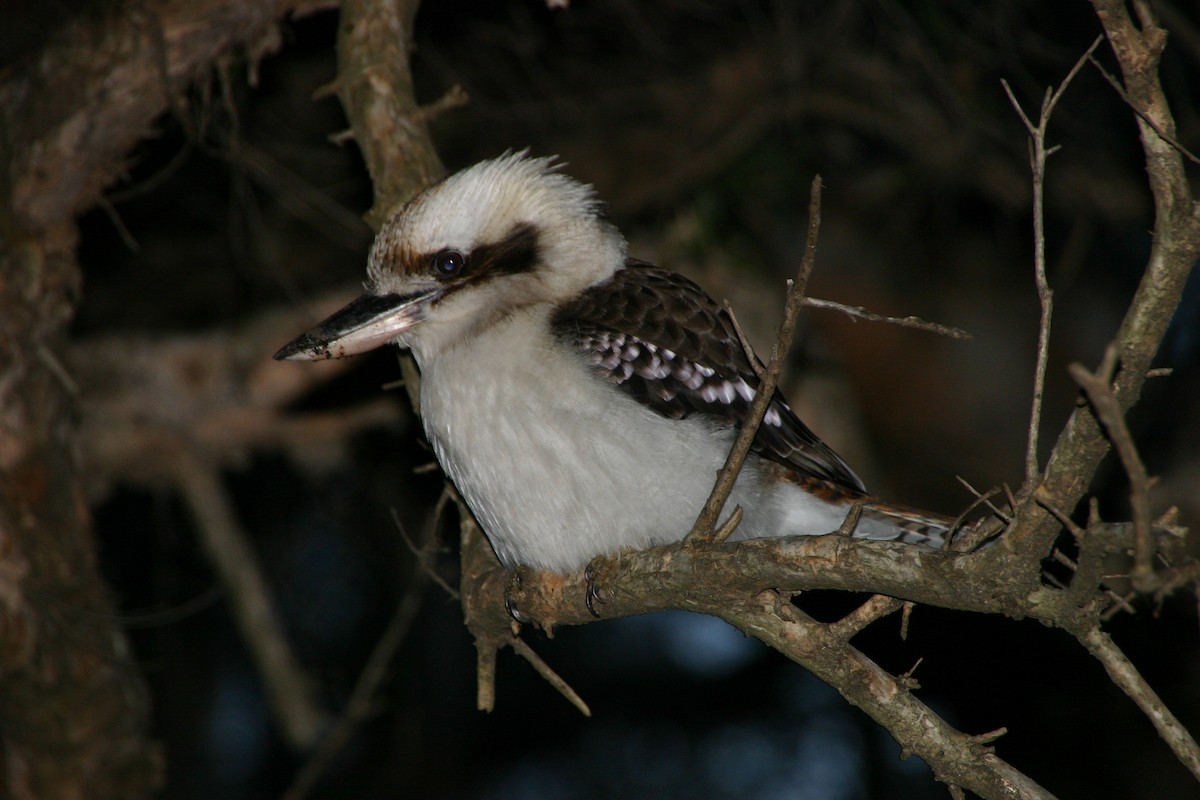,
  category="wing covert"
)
[552,260,866,493]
